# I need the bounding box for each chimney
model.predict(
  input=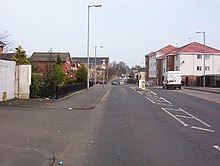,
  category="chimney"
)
[0,41,5,53]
